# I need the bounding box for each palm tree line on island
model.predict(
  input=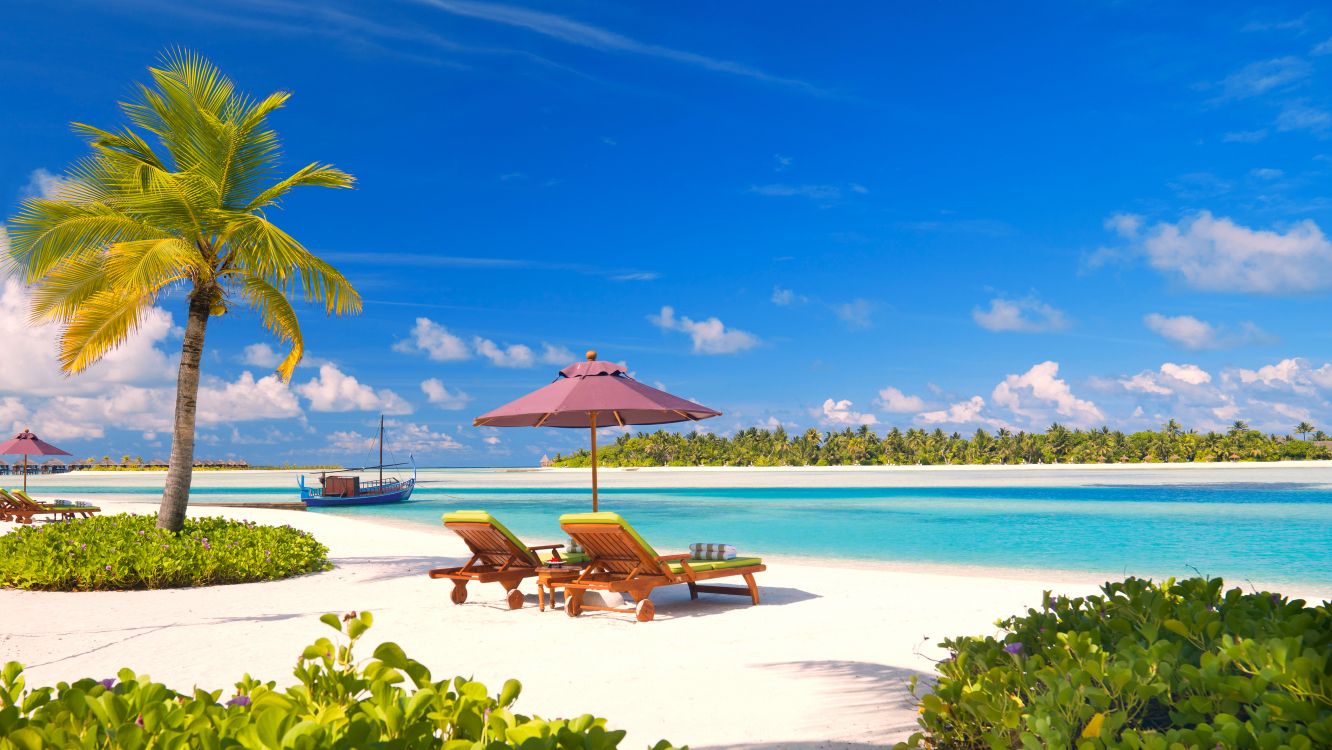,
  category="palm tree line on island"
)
[4,51,359,531]
[551,421,1331,467]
